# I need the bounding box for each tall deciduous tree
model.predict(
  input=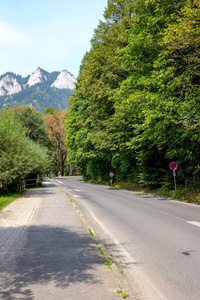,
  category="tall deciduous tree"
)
[44,110,67,176]
[66,0,134,179]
